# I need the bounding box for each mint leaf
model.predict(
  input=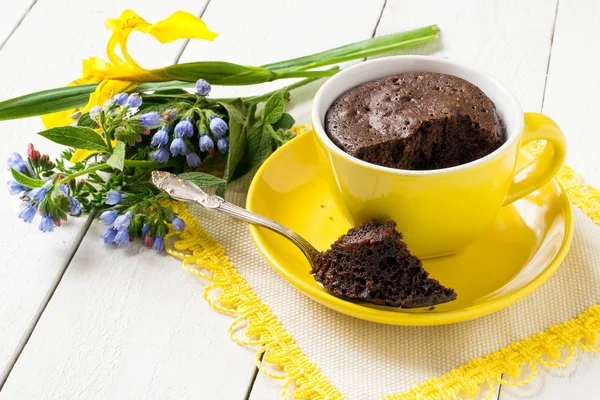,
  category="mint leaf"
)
[219,99,247,182]
[11,168,45,188]
[263,90,285,124]
[232,120,275,180]
[178,172,226,187]
[38,126,107,151]
[106,141,126,171]
[272,113,295,131]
